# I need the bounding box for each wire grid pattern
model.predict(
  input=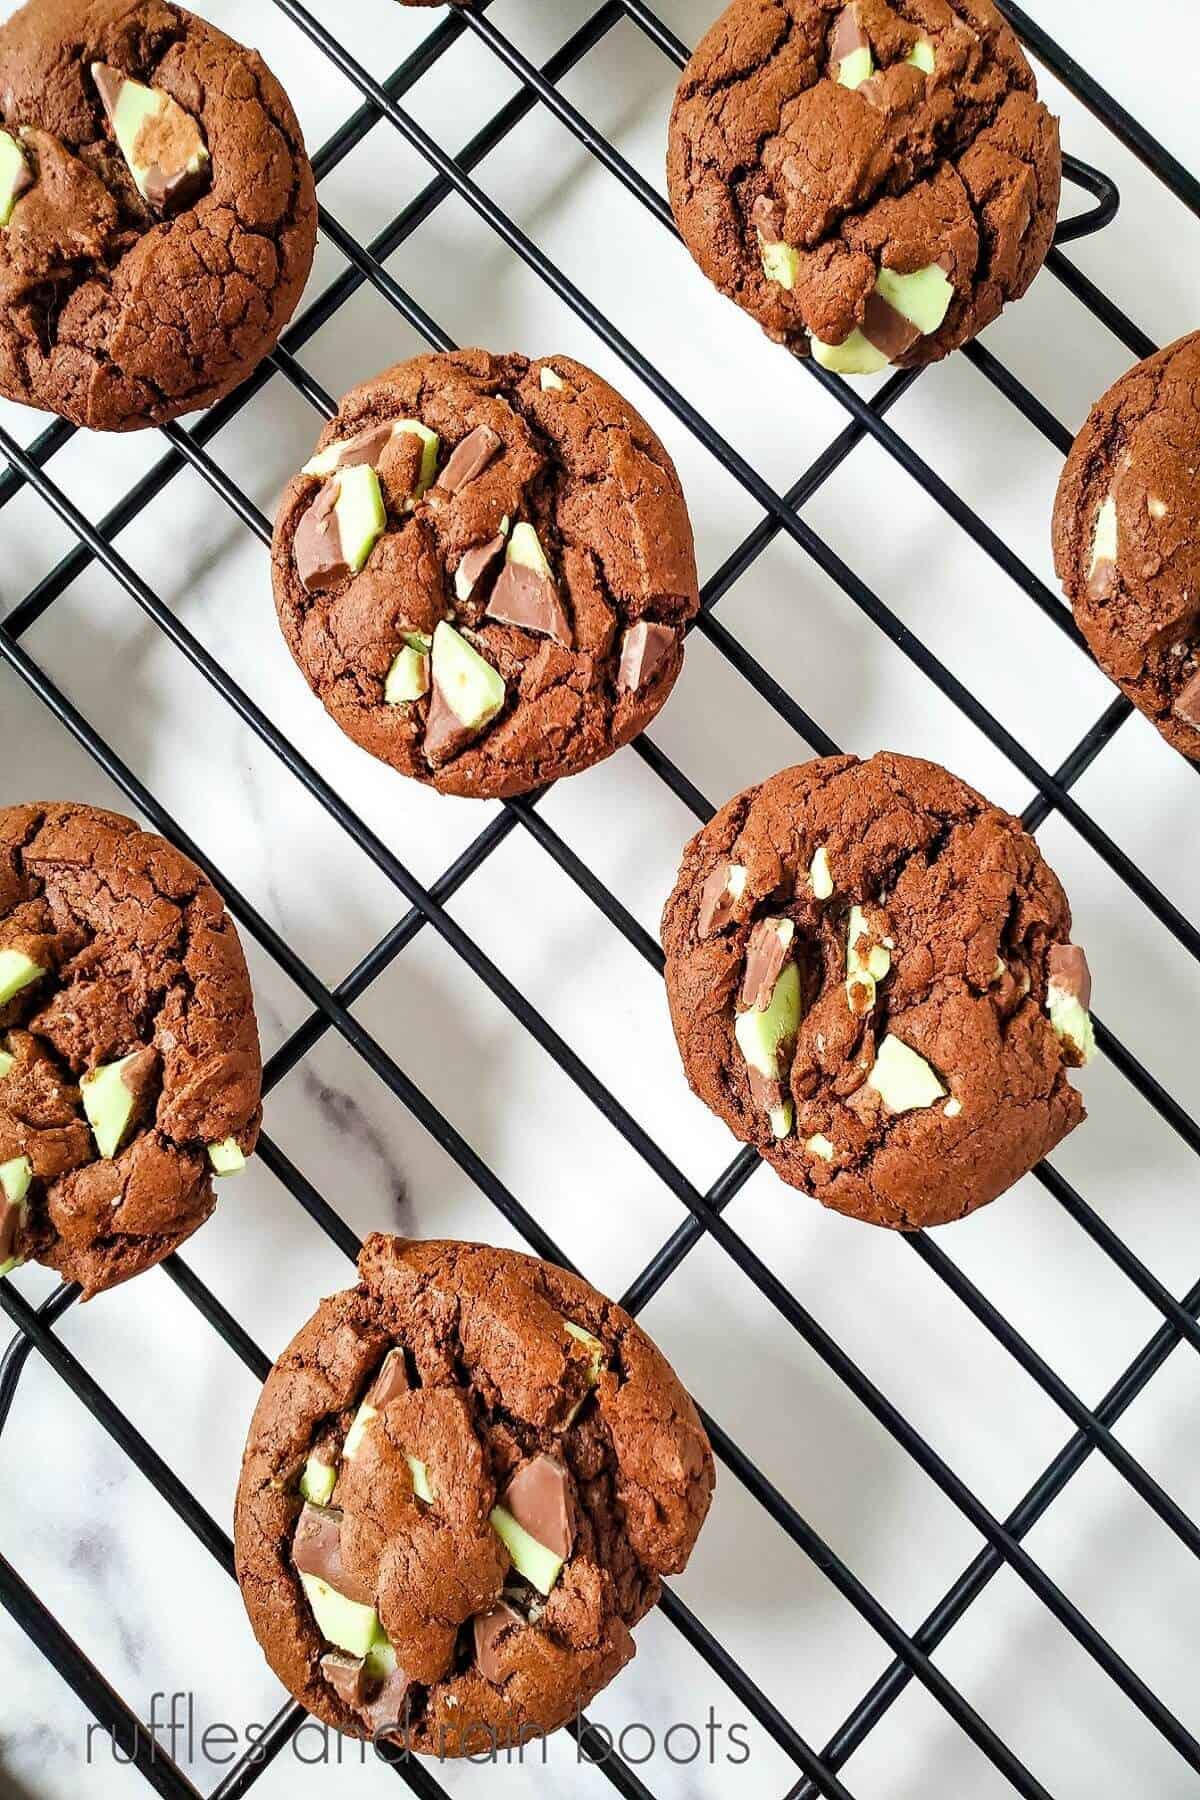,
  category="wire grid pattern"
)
[0,3,1198,1797]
